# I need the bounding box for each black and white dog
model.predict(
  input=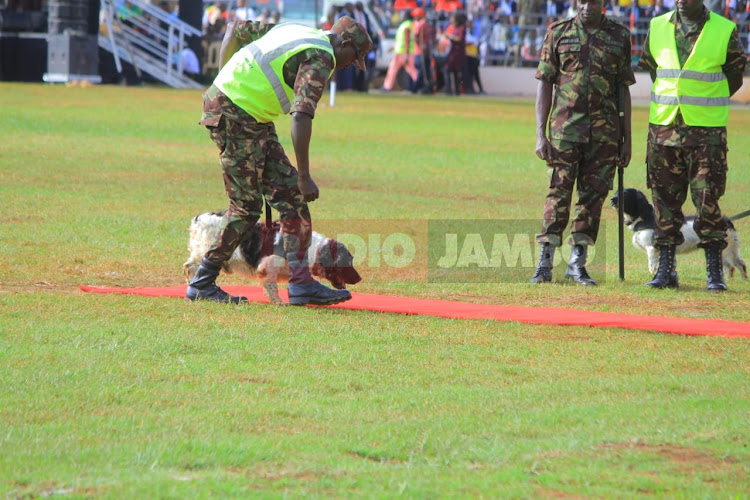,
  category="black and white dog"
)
[184,212,362,305]
[610,188,747,279]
